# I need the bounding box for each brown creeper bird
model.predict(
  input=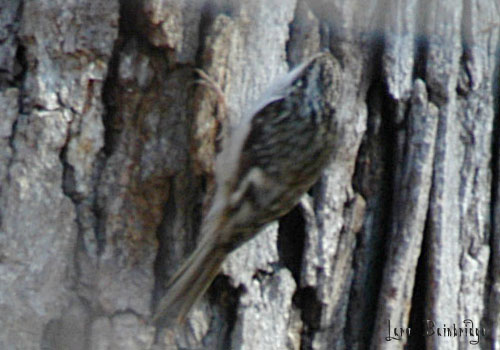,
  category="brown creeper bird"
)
[154,52,342,324]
